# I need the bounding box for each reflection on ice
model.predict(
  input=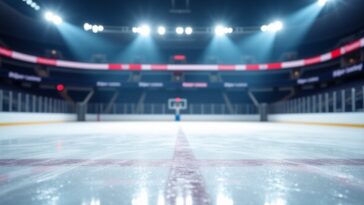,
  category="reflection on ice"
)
[132,189,149,205]
[81,198,101,205]
[185,194,193,205]
[216,193,233,205]
[264,197,287,205]
[157,192,165,205]
[34,187,60,205]
[176,195,184,205]
[215,171,233,205]
[264,168,287,205]
[1,122,364,205]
